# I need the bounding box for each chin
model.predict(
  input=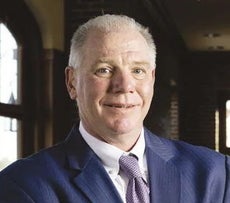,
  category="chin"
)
[107,119,140,135]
